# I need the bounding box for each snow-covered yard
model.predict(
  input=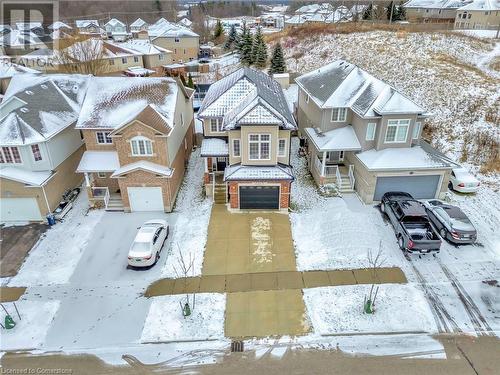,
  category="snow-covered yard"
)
[304,284,437,335]
[161,148,212,278]
[141,293,226,342]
